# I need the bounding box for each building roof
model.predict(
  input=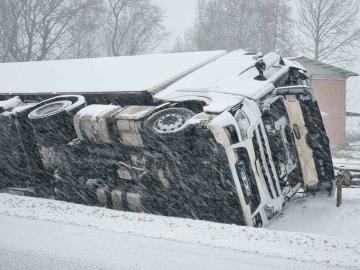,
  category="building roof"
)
[0,51,226,95]
[290,56,358,79]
